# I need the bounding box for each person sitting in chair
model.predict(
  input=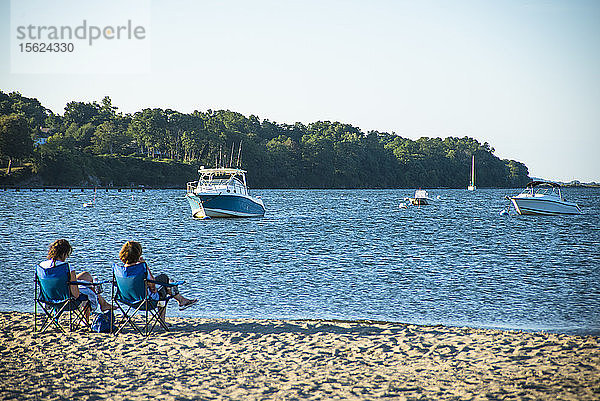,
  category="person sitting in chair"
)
[118,241,198,317]
[40,239,113,321]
